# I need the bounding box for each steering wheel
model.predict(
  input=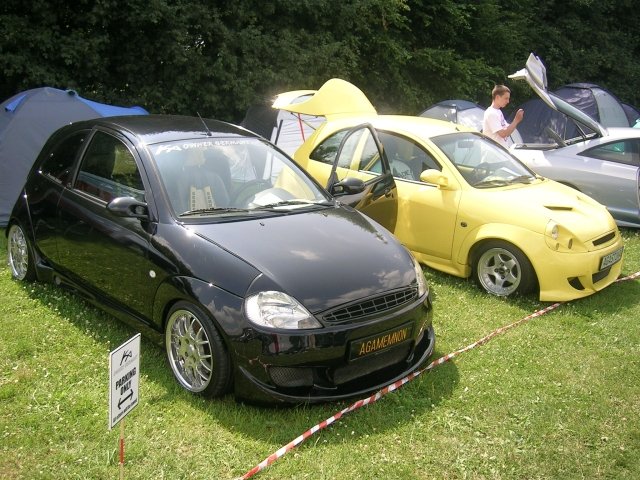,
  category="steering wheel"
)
[232,180,272,207]
[472,162,492,181]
